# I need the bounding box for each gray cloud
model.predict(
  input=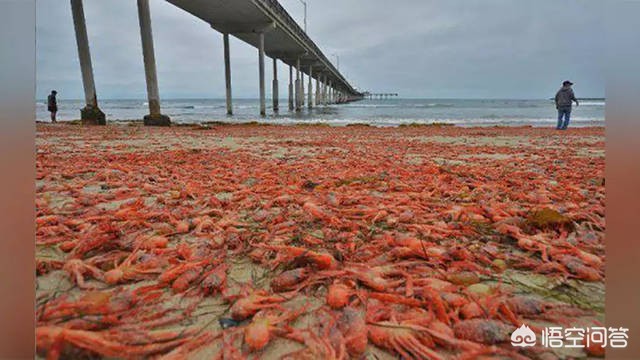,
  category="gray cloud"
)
[37,0,605,99]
